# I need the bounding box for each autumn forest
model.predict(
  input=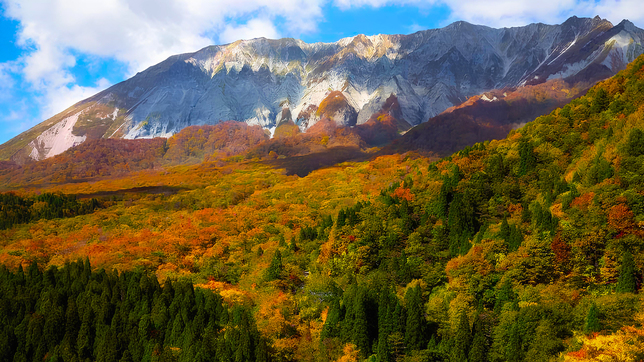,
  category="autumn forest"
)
[1,54,644,362]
